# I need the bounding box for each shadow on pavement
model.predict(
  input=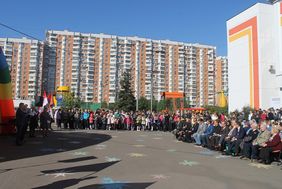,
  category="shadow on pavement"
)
[79,182,155,189]
[31,176,96,189]
[40,161,120,175]
[0,131,111,163]
[58,156,97,163]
